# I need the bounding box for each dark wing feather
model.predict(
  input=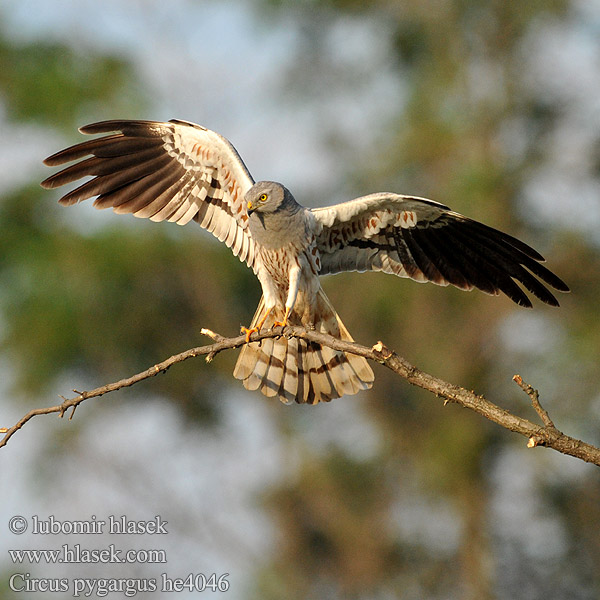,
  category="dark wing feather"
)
[41,119,257,267]
[312,193,569,307]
